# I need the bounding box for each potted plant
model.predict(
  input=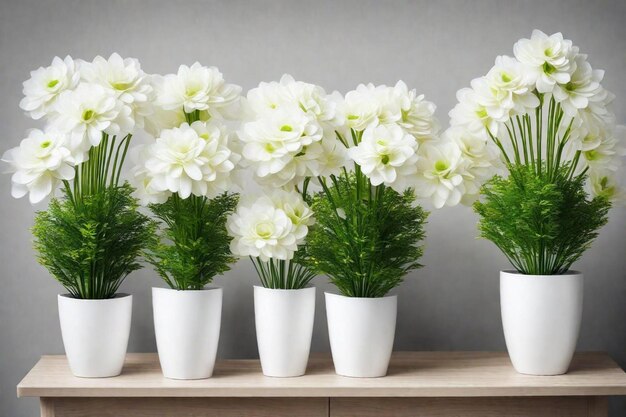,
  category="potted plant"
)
[446,30,624,375]
[227,189,316,377]
[133,63,241,380]
[2,54,156,377]
[237,76,460,378]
